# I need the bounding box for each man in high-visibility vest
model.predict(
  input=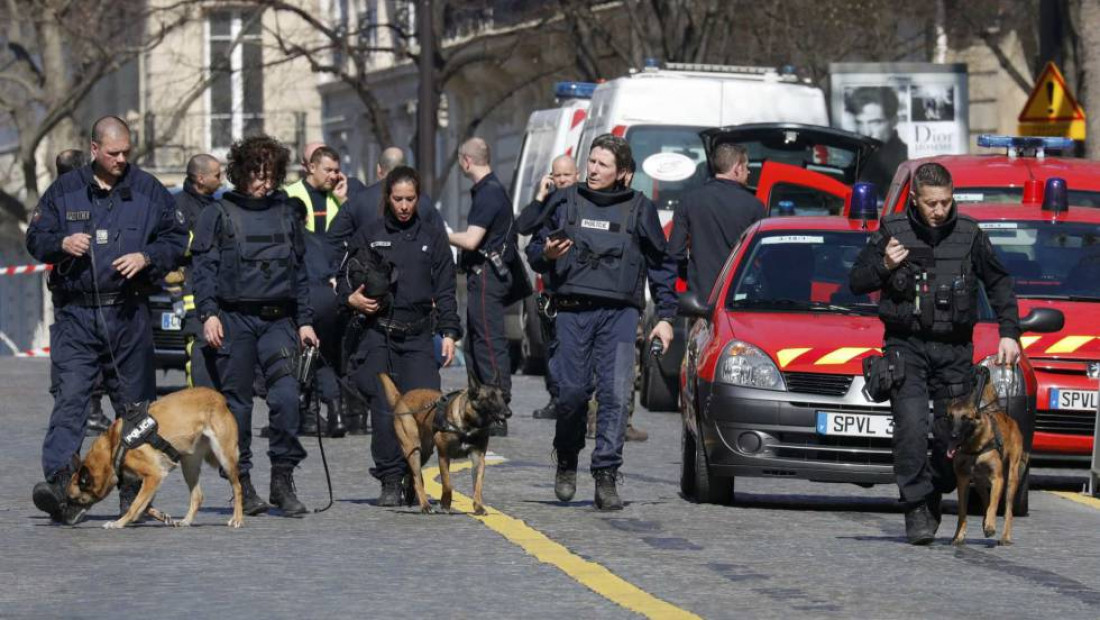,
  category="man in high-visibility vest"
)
[283,145,348,234]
